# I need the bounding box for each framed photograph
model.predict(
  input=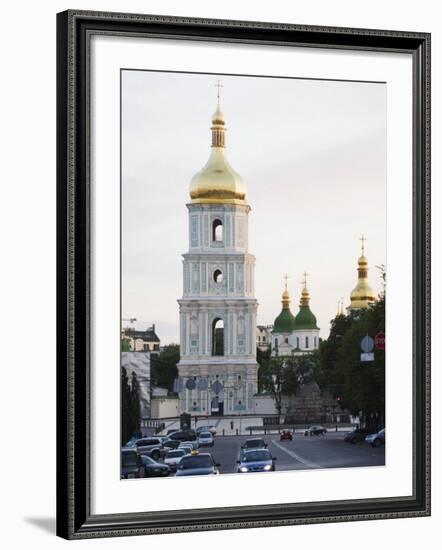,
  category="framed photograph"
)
[56,10,431,539]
